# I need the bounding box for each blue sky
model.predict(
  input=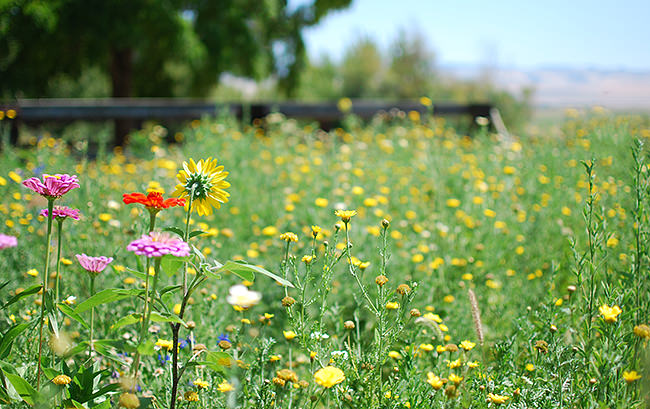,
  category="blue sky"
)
[298,0,650,70]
